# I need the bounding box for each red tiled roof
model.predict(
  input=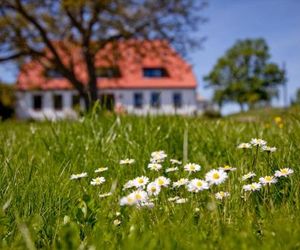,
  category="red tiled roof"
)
[17,40,197,90]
